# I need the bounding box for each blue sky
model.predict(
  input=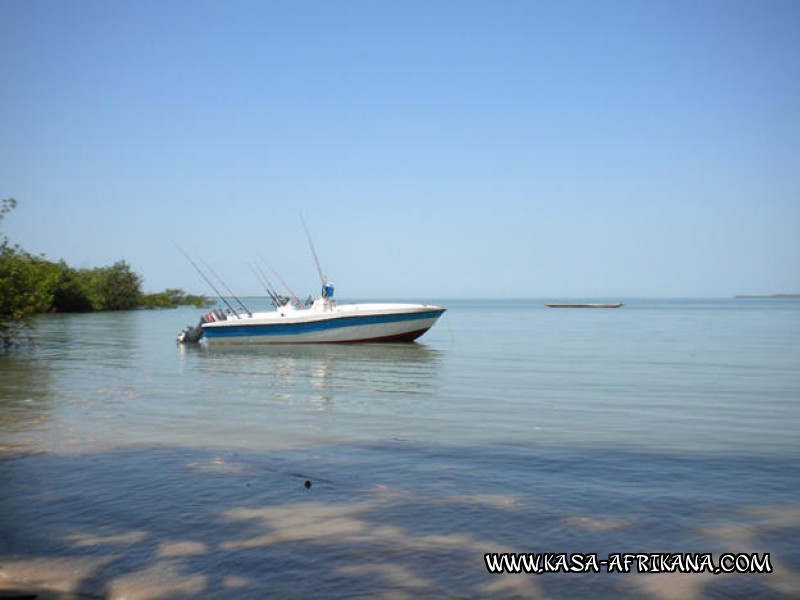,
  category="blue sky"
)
[1,0,798,298]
